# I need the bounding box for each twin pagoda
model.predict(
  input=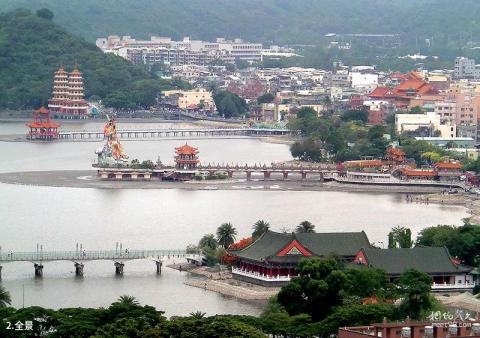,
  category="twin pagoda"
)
[48,67,89,119]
